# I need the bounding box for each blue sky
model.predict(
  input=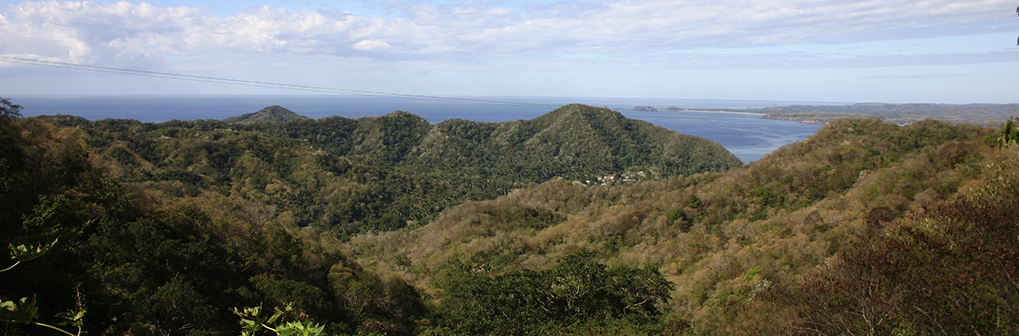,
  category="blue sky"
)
[0,0,1017,103]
